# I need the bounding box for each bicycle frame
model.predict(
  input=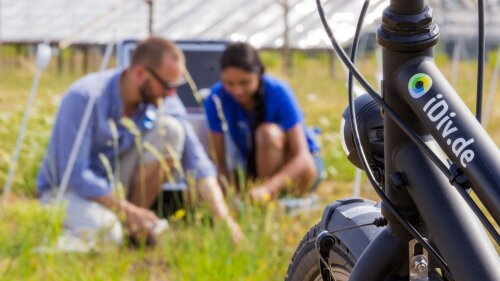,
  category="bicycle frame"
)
[347,1,500,280]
